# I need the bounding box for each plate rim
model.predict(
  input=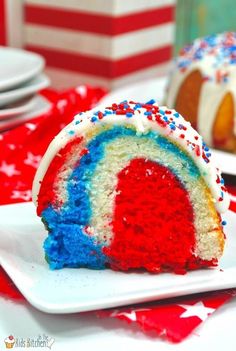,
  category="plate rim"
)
[0,95,52,132]
[0,46,45,92]
[0,96,36,120]
[0,74,50,100]
[0,74,50,108]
